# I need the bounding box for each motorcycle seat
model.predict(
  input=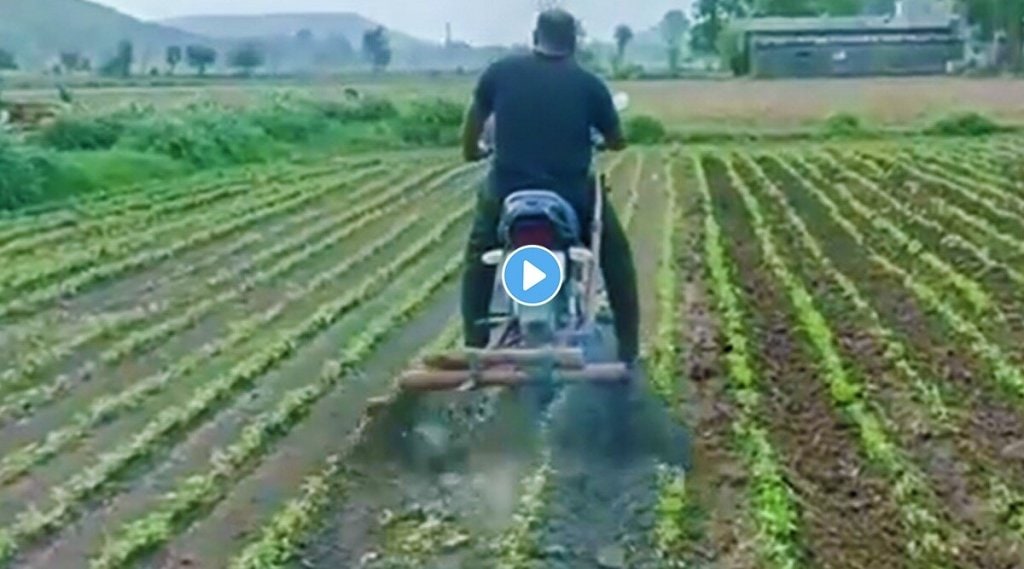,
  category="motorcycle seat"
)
[497,190,581,247]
